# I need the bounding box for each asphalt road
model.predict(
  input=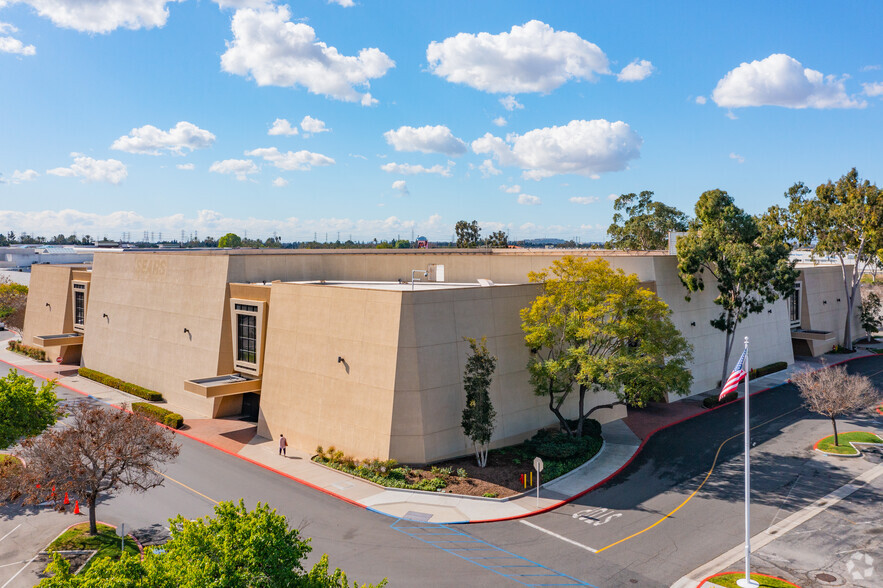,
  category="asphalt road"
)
[1,353,882,587]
